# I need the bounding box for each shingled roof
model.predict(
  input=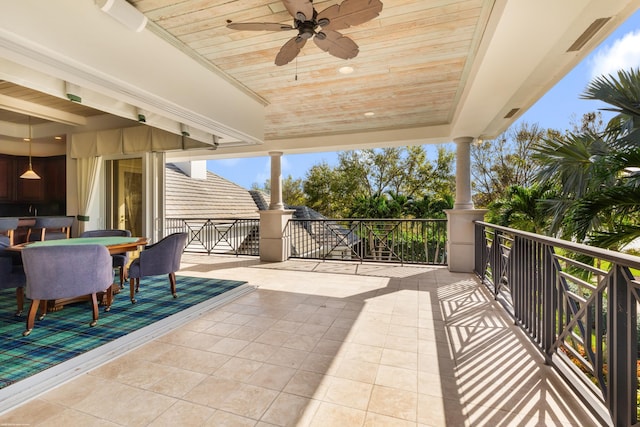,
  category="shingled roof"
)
[165,163,259,219]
